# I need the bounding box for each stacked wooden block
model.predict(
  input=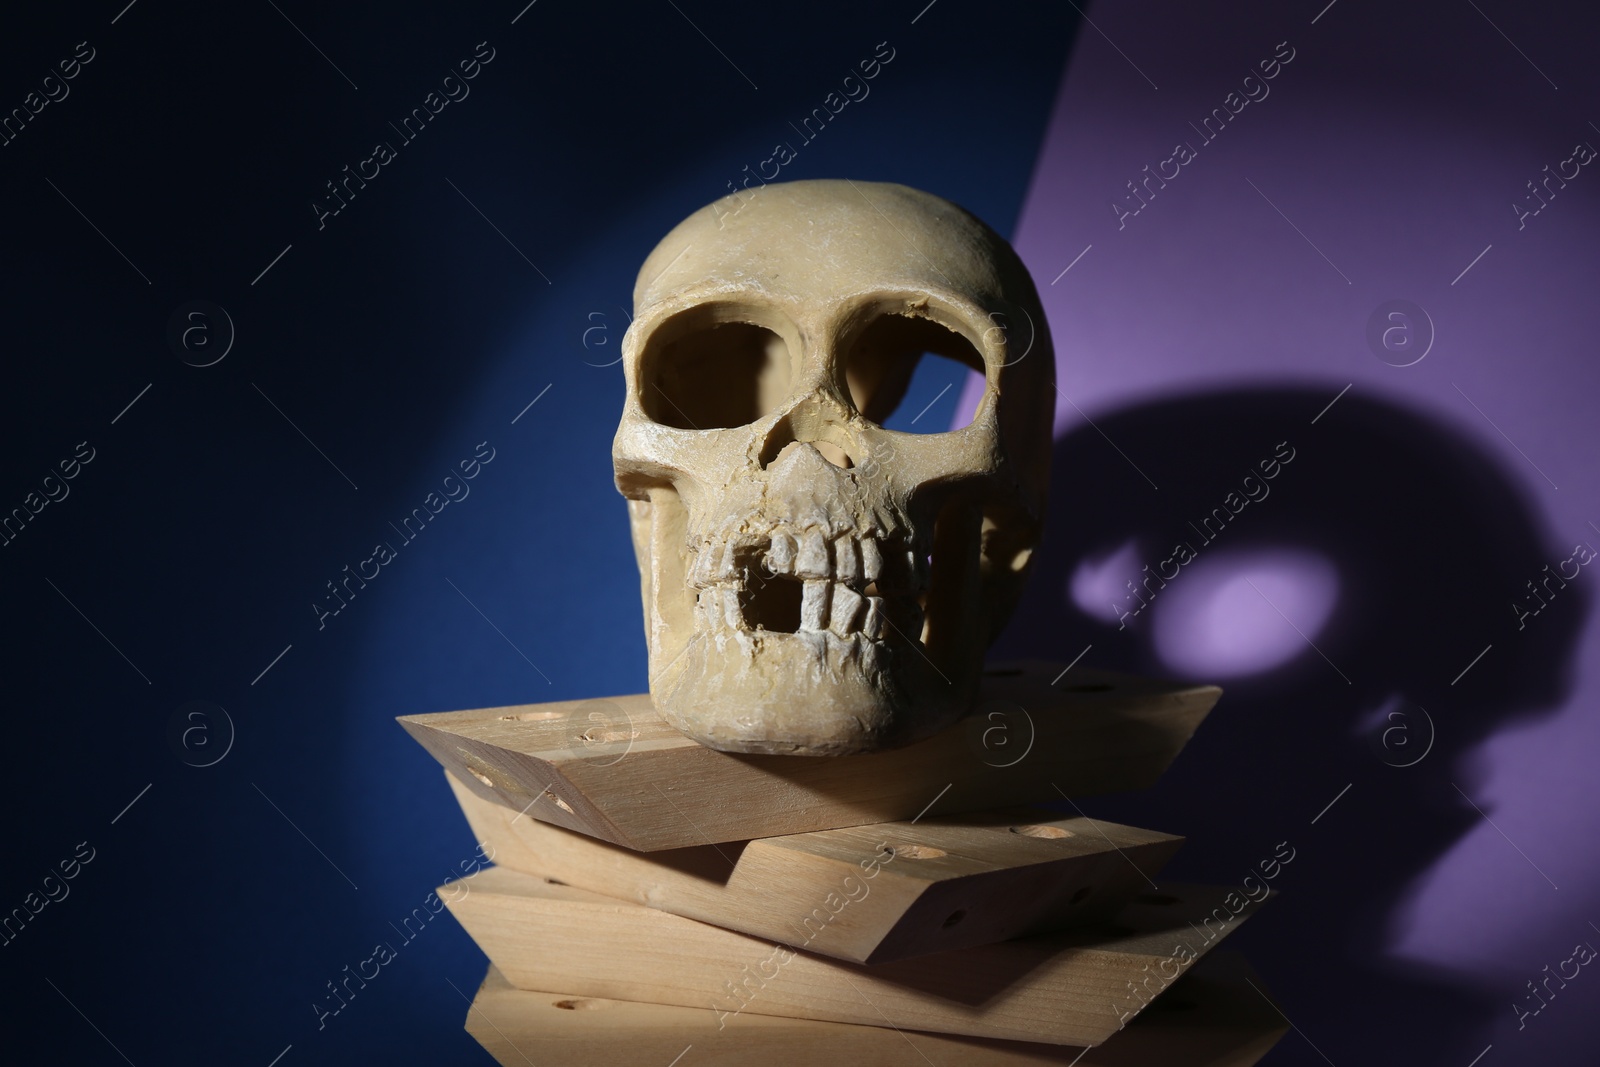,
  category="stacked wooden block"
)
[400,661,1289,1065]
